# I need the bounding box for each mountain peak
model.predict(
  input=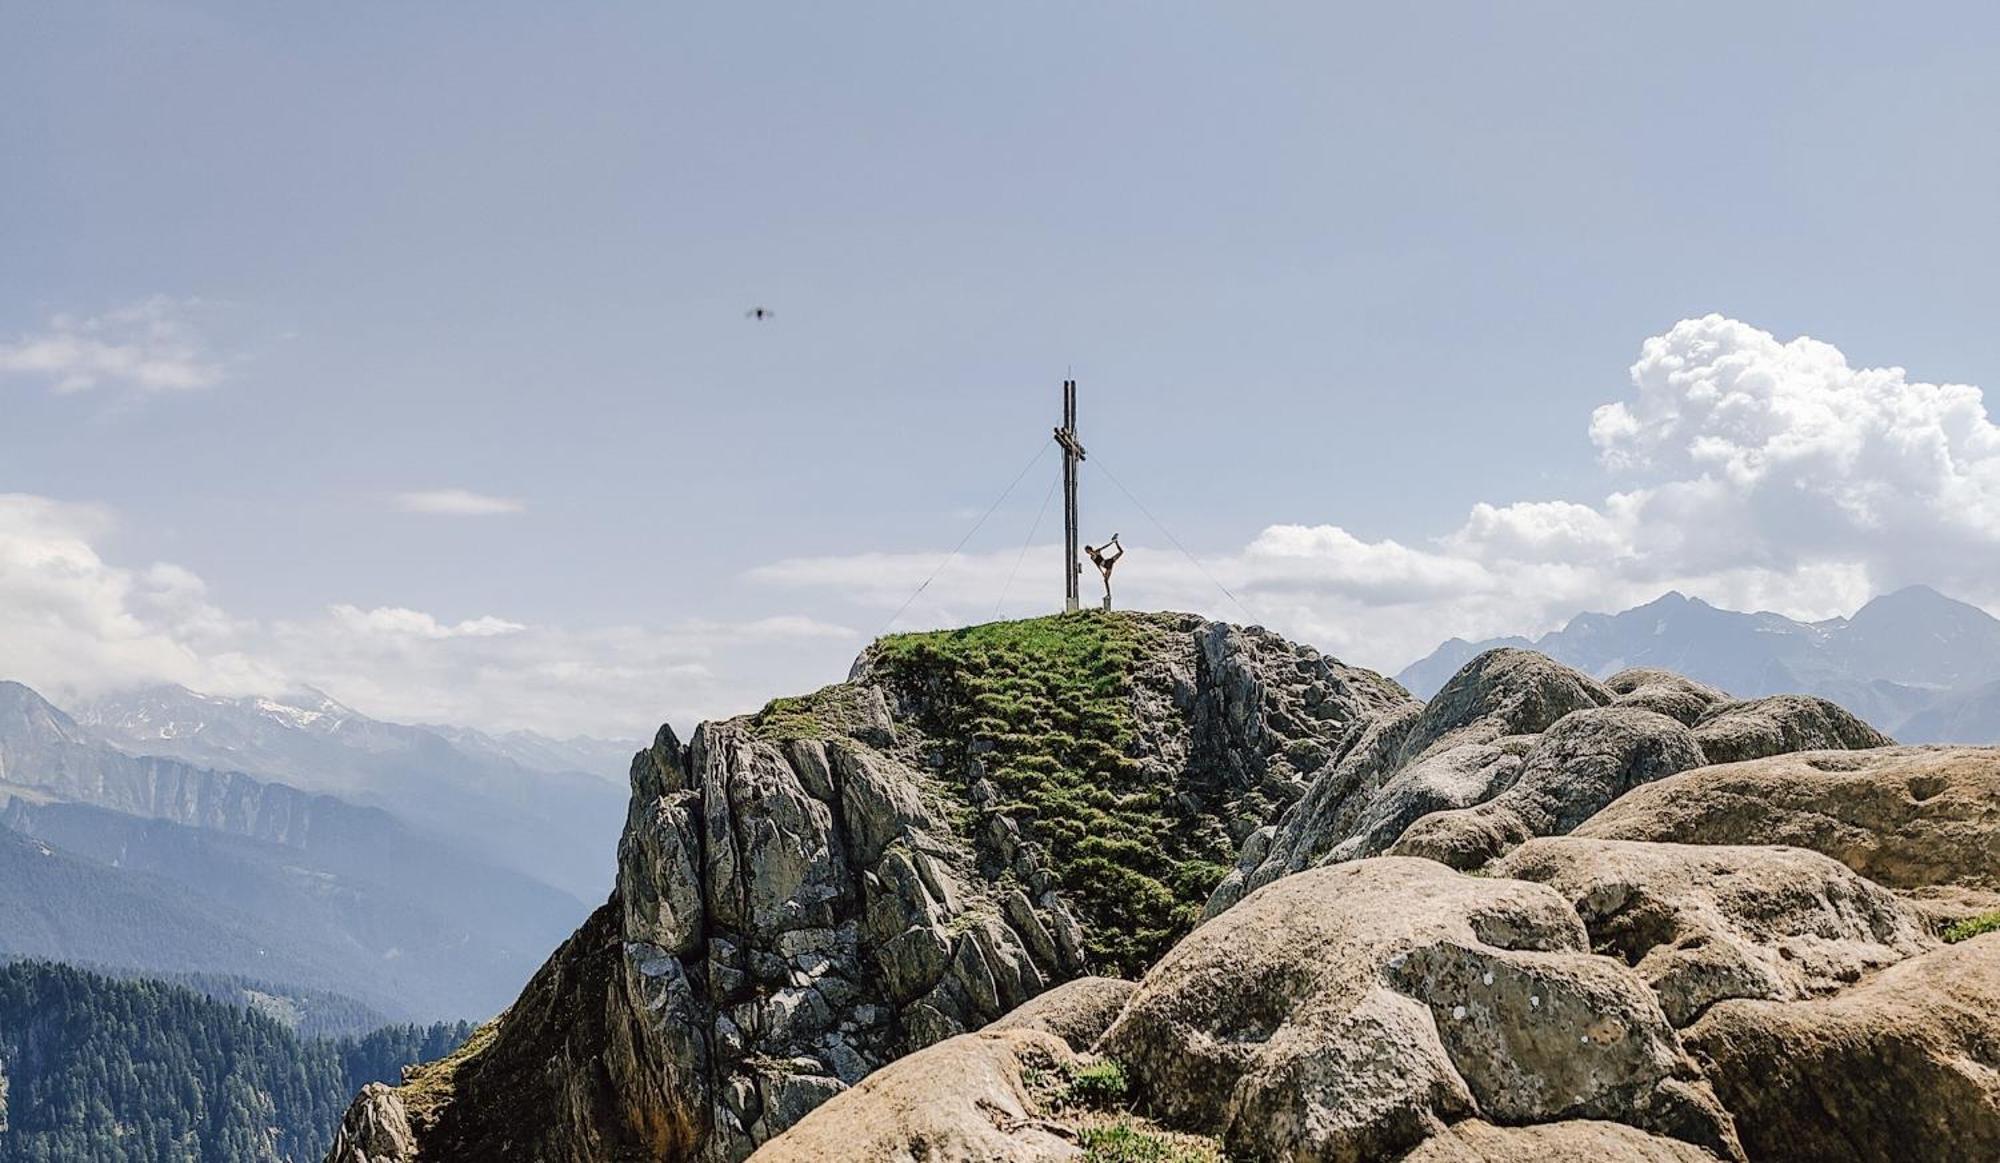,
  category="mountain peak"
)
[0,679,85,742]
